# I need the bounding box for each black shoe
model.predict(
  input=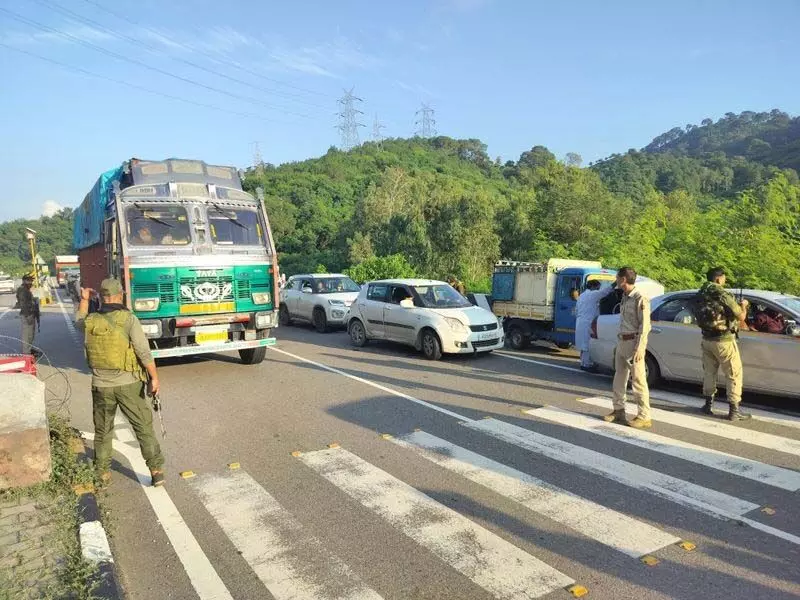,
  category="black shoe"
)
[727,406,752,421]
[150,470,165,487]
[700,396,715,416]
